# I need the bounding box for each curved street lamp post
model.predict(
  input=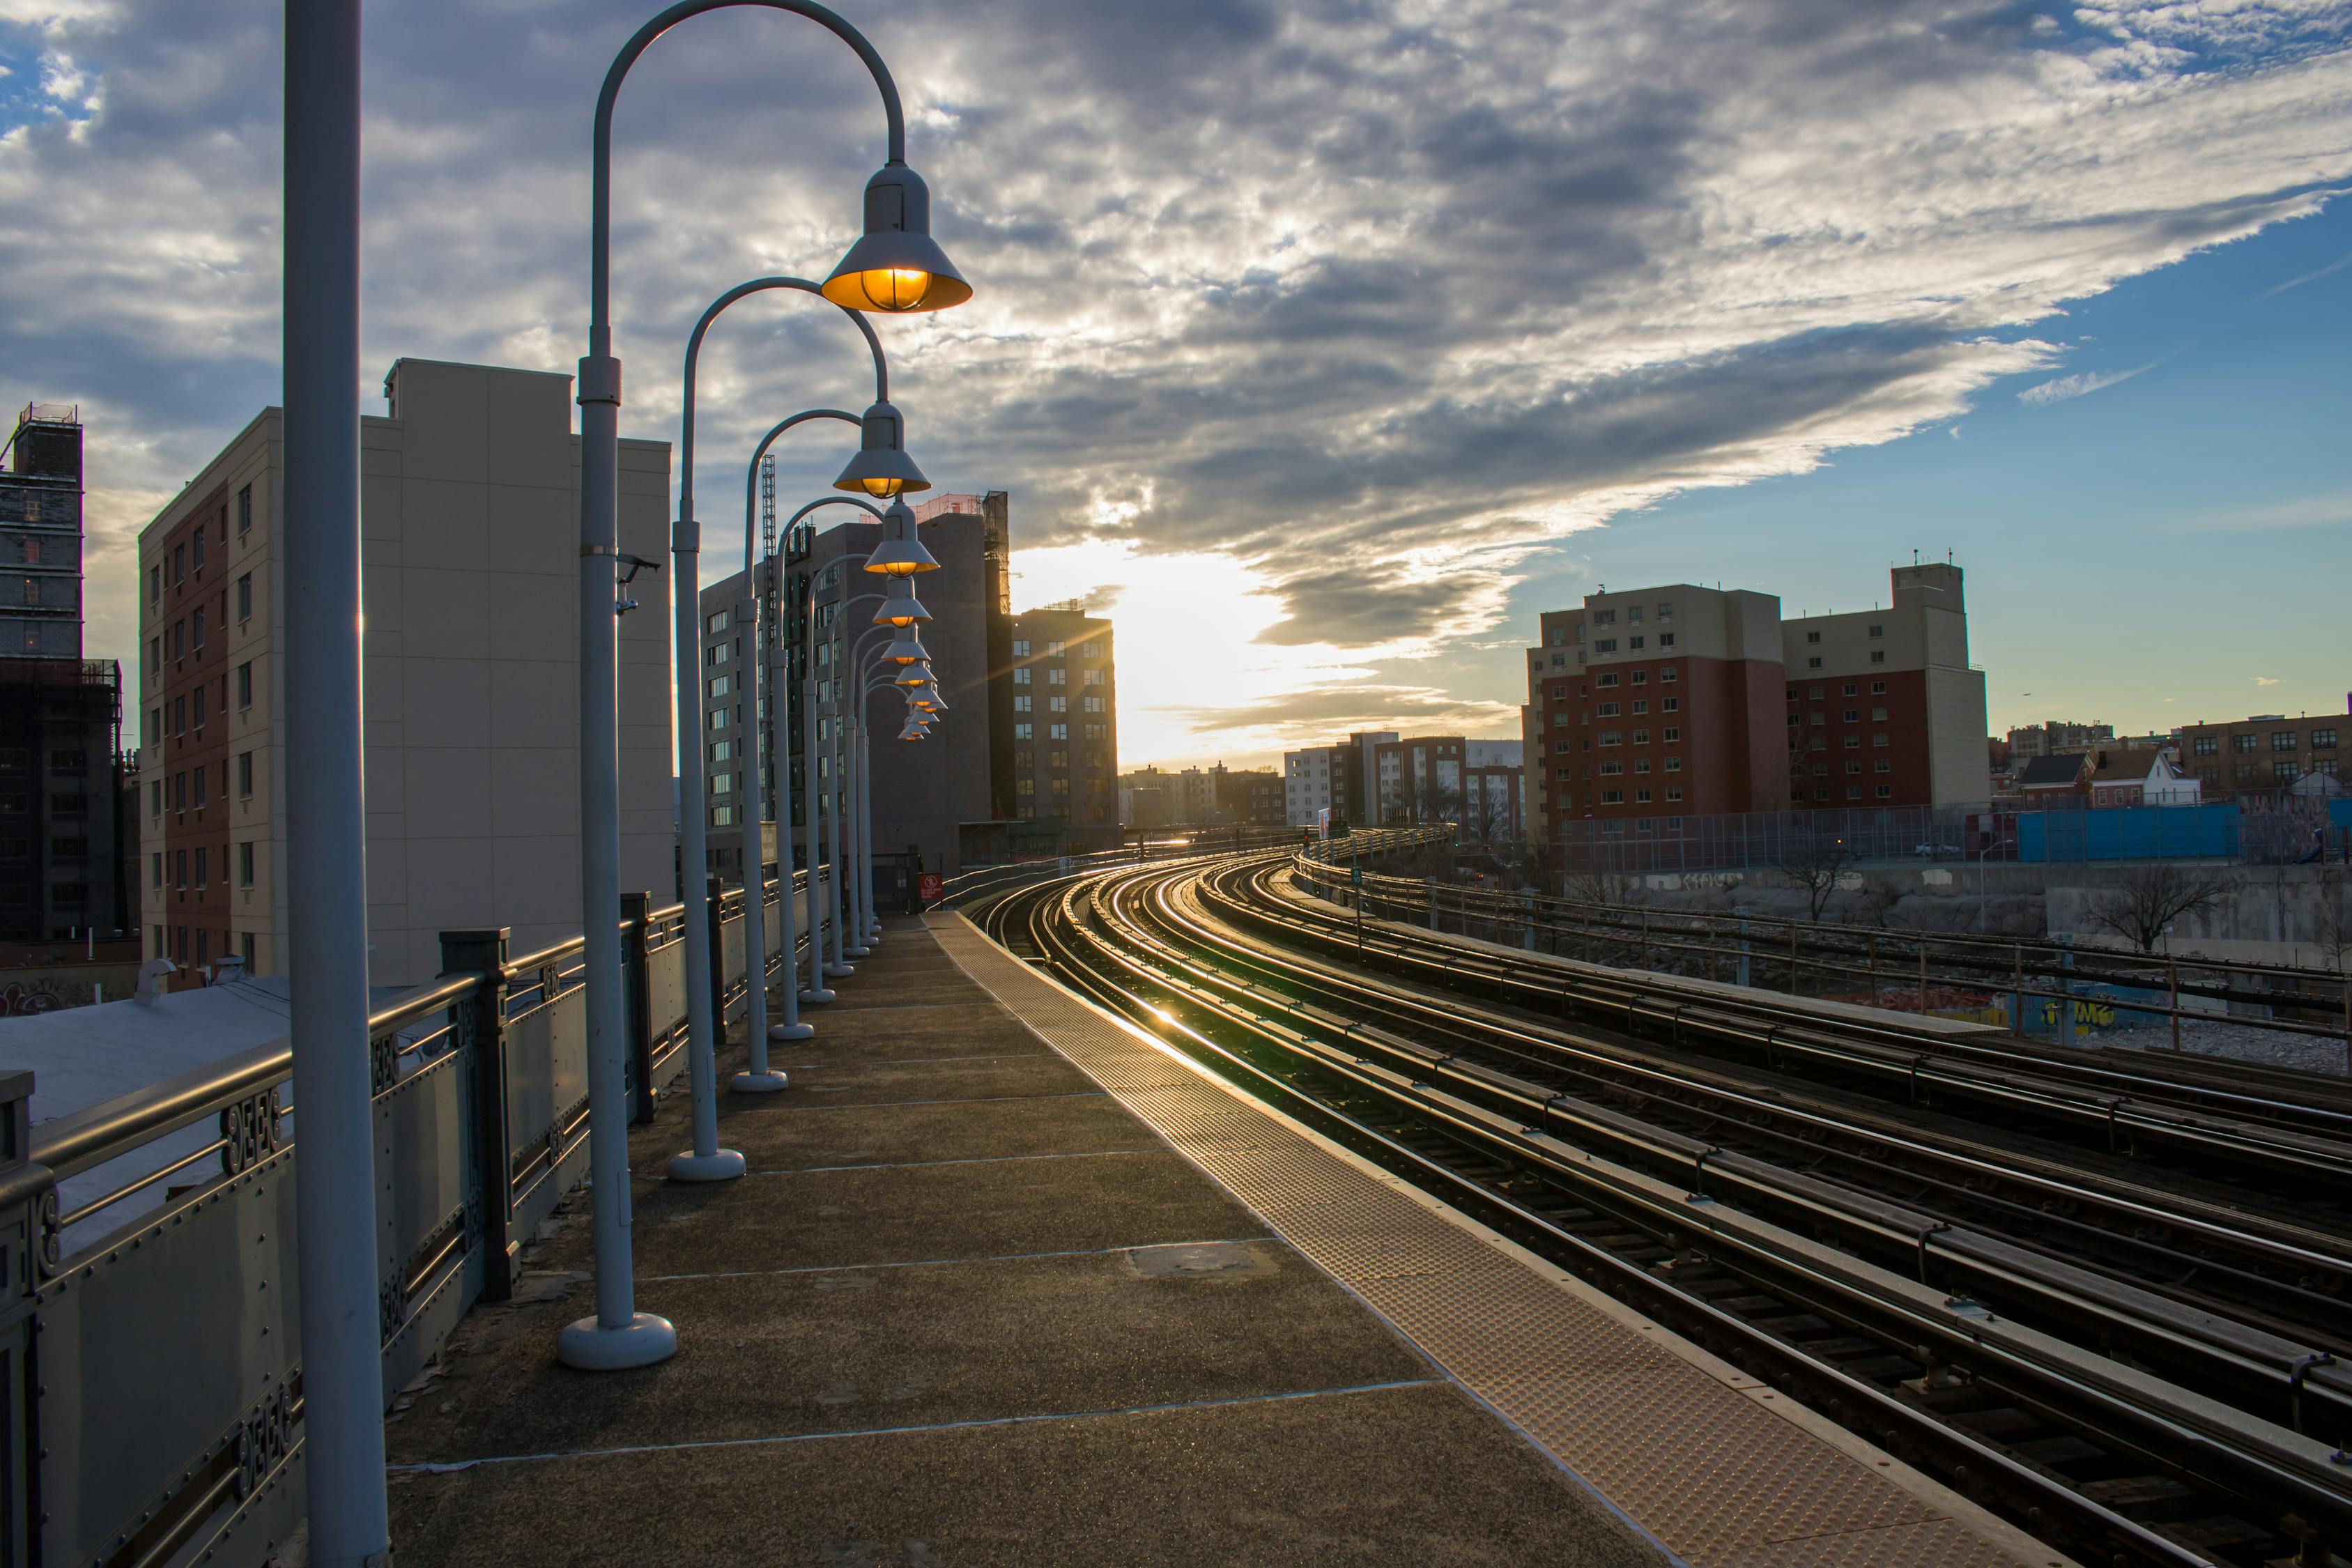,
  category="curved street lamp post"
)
[567,0,968,1374]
